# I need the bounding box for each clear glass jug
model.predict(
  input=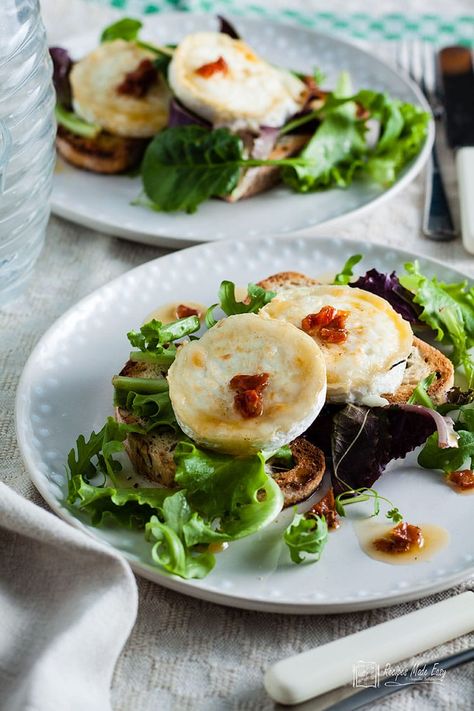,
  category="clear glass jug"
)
[0,0,56,304]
